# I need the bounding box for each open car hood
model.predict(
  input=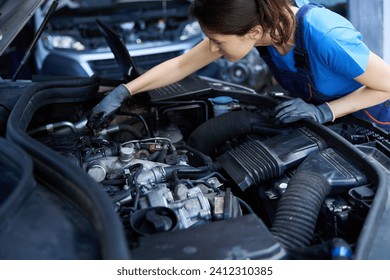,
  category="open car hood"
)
[0,0,44,56]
